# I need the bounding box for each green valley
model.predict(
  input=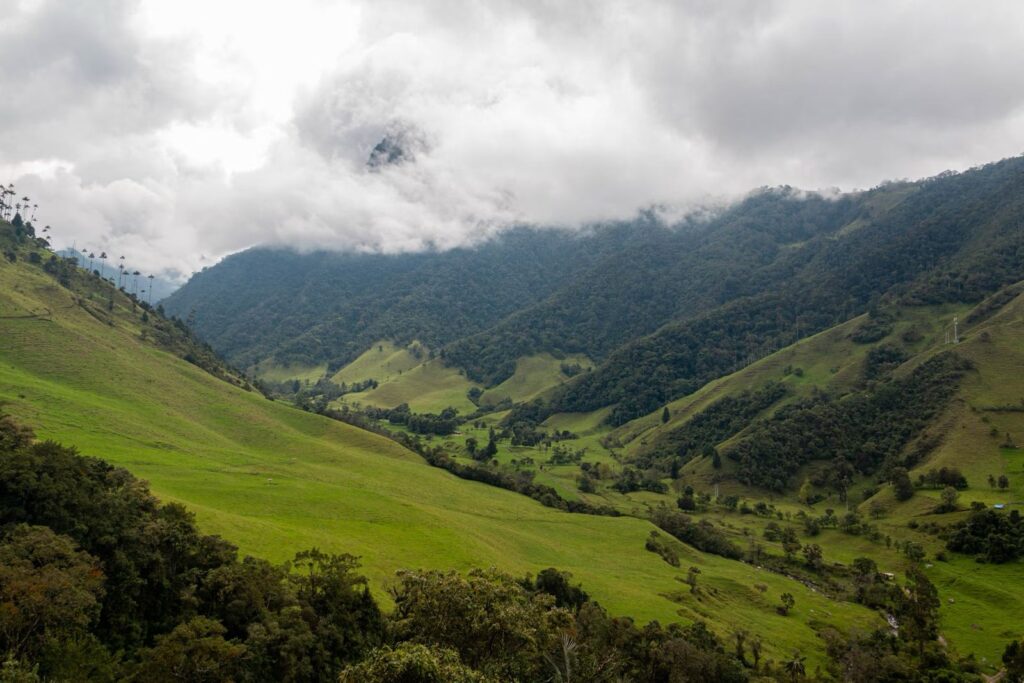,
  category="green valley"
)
[0,224,880,672]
